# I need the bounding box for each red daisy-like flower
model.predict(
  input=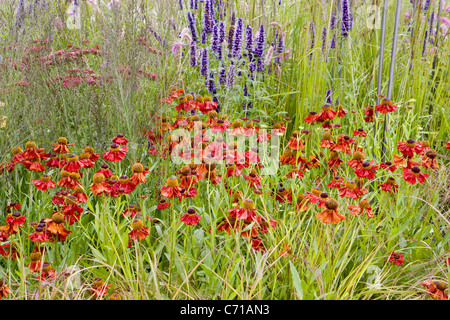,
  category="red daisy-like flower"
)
[90,173,110,196]
[338,181,365,200]
[111,134,129,145]
[6,202,21,213]
[348,198,373,218]
[229,199,258,222]
[316,198,346,224]
[354,161,378,179]
[388,251,404,266]
[375,99,397,113]
[28,225,50,243]
[319,132,335,149]
[327,176,344,189]
[380,161,397,172]
[402,166,429,184]
[363,105,375,123]
[1,212,25,235]
[335,105,348,118]
[103,144,128,162]
[353,128,367,137]
[180,208,201,226]
[91,278,111,299]
[45,213,71,242]
[304,111,319,123]
[78,153,95,168]
[318,104,337,121]
[23,160,46,172]
[421,150,439,170]
[380,177,399,193]
[157,199,171,210]
[397,139,424,158]
[286,132,304,150]
[421,281,448,301]
[160,176,182,199]
[84,146,100,162]
[32,174,56,191]
[52,137,75,154]
[128,219,149,241]
[286,166,304,179]
[129,163,150,186]
[243,170,262,189]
